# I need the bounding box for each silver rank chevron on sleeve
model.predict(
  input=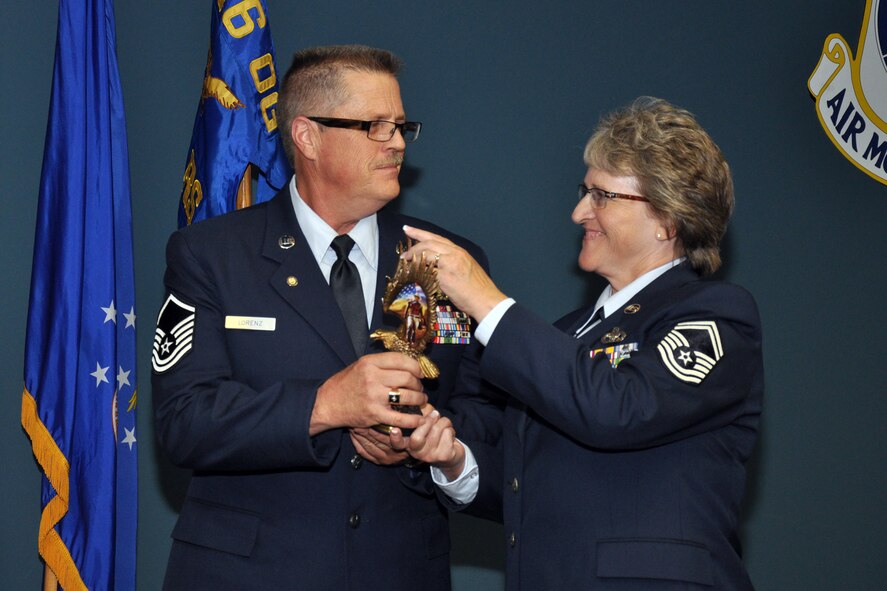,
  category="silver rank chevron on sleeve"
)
[657,320,724,384]
[152,294,196,373]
